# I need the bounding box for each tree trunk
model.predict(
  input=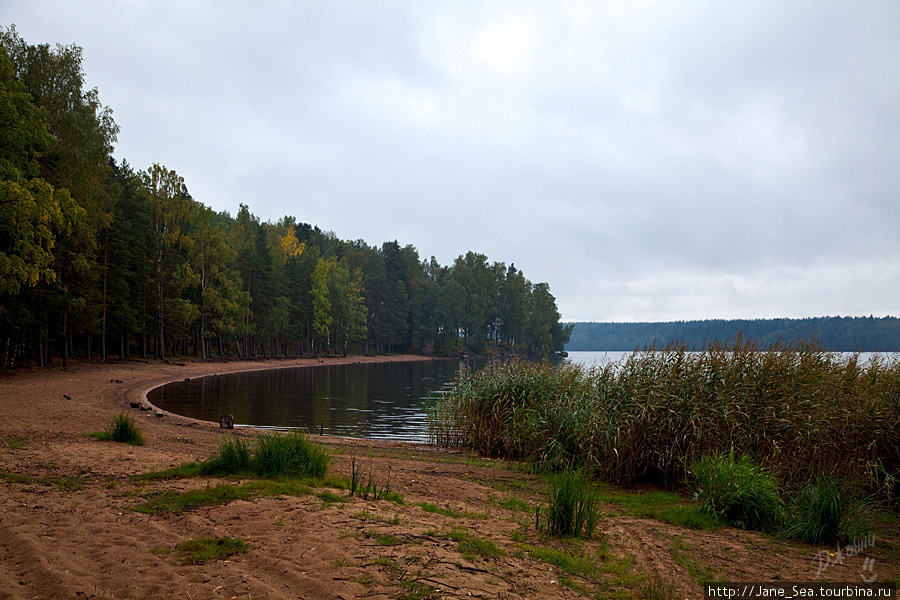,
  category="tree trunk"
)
[61,312,68,368]
[101,231,109,362]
